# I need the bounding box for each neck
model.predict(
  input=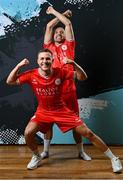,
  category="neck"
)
[55,42,61,46]
[38,68,53,79]
[55,40,65,46]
